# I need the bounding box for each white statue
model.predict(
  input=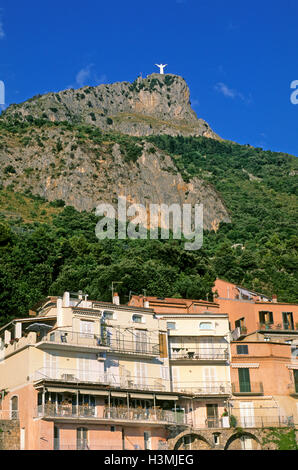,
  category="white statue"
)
[155,64,167,74]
